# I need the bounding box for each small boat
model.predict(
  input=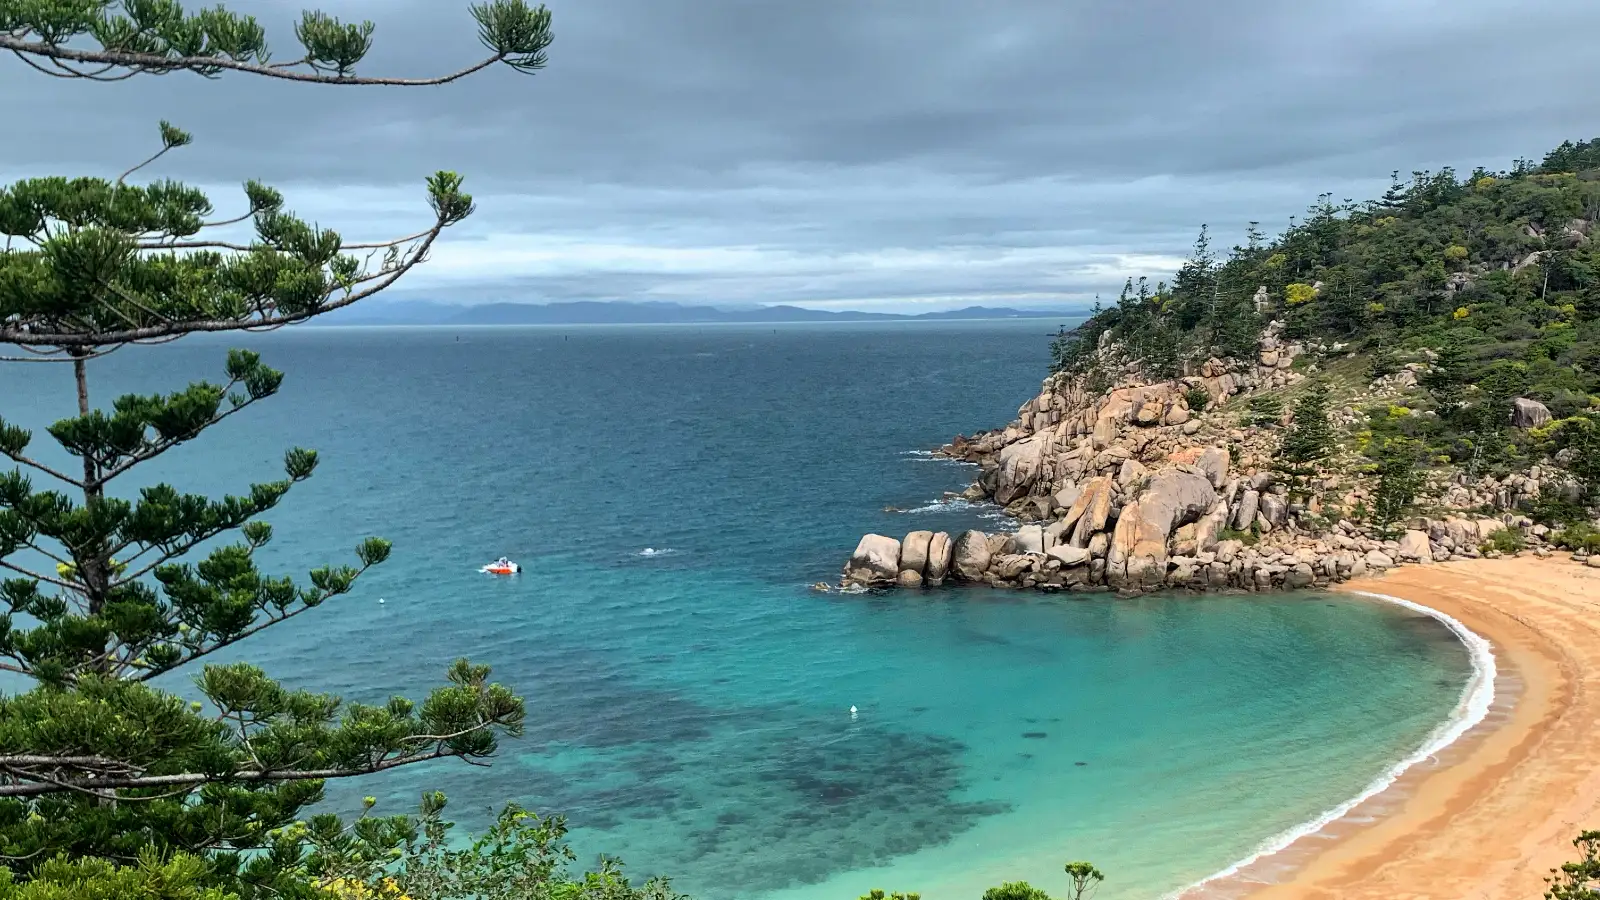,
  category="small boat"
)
[481,557,521,576]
